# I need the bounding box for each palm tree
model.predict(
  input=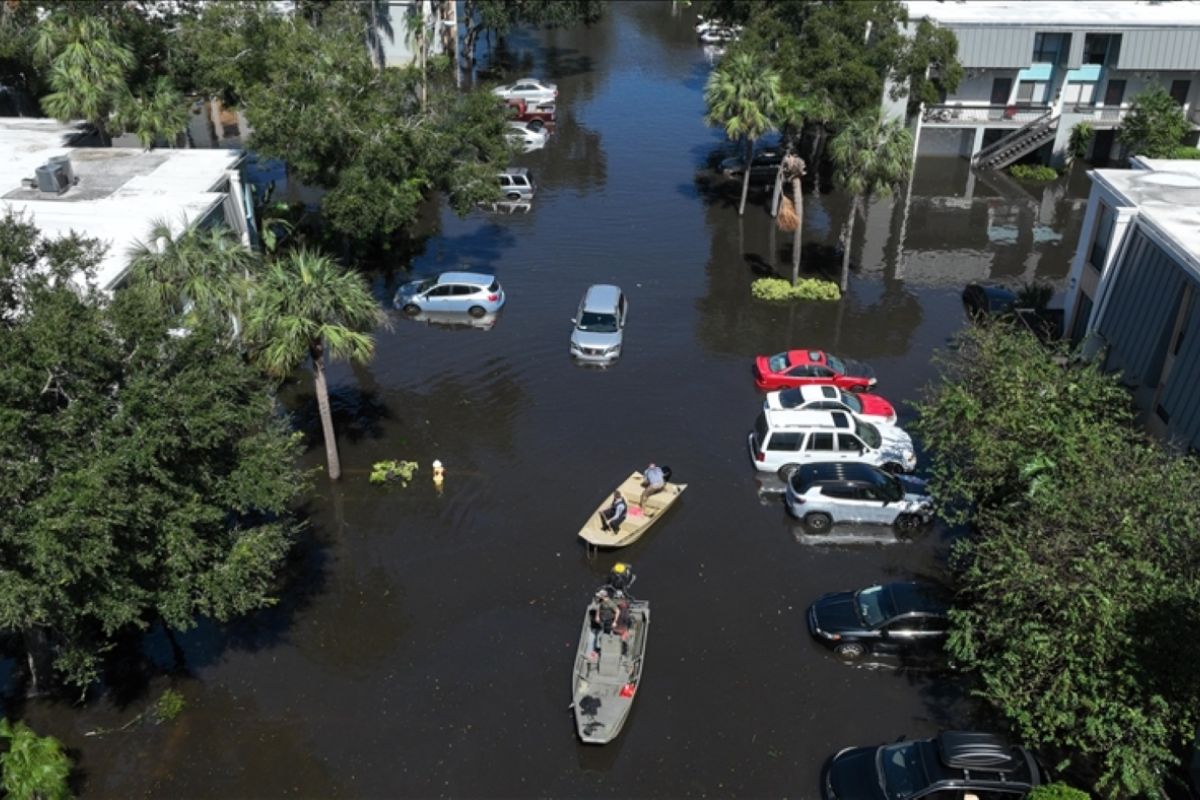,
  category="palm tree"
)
[829,110,914,292]
[35,16,133,145]
[404,2,432,111]
[704,52,780,216]
[127,220,258,334]
[778,152,808,286]
[245,249,386,480]
[114,77,189,150]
